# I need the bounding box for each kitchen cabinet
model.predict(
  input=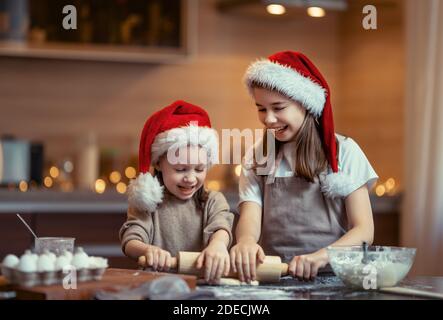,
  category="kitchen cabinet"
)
[0,0,196,63]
